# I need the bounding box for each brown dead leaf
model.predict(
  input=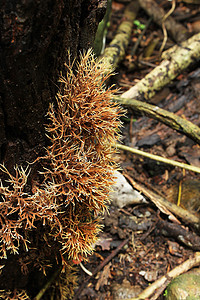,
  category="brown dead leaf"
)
[95,234,112,251]
[179,147,200,168]
[95,262,112,291]
[112,1,124,10]
[167,240,180,256]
